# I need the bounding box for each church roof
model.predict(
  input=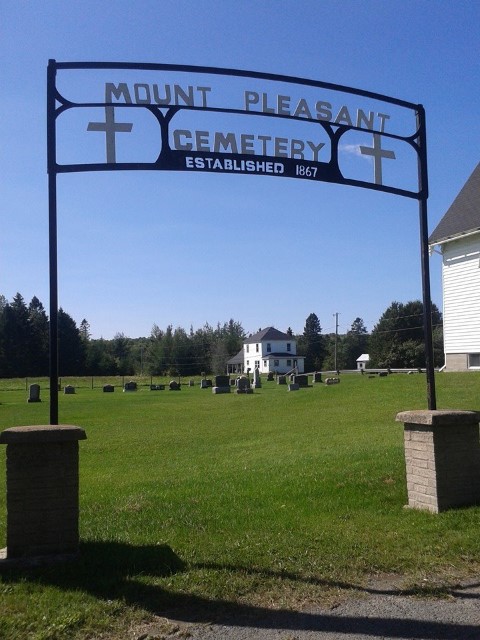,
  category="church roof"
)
[429,162,480,245]
[245,327,293,343]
